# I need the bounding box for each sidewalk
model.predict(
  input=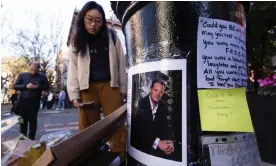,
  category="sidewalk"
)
[1,104,12,110]
[39,107,77,114]
[1,104,12,114]
[1,105,13,121]
[1,116,19,136]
